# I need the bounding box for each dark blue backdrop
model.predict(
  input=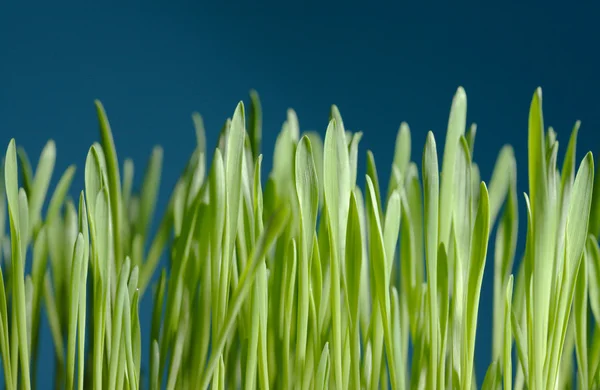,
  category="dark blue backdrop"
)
[1,2,599,387]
